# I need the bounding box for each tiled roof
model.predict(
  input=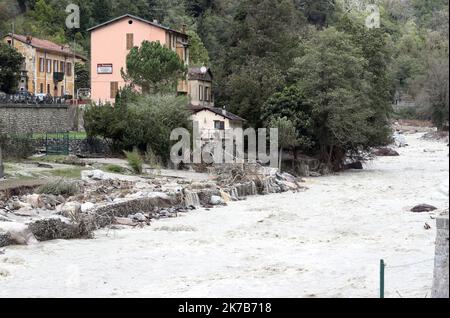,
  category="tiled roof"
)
[188,67,213,81]
[5,33,86,60]
[87,14,187,36]
[189,106,246,122]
